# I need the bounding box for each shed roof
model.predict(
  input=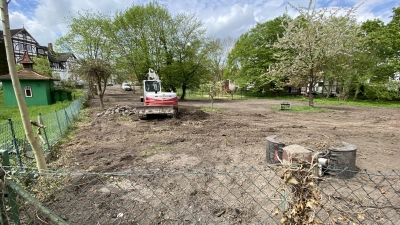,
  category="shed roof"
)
[0,70,60,81]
